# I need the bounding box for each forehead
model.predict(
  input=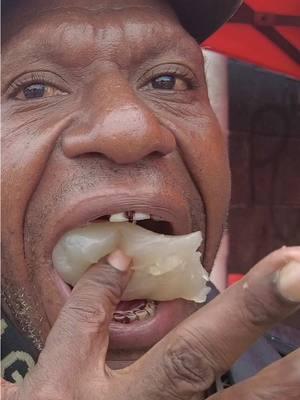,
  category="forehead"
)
[4,0,175,34]
[2,0,201,69]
